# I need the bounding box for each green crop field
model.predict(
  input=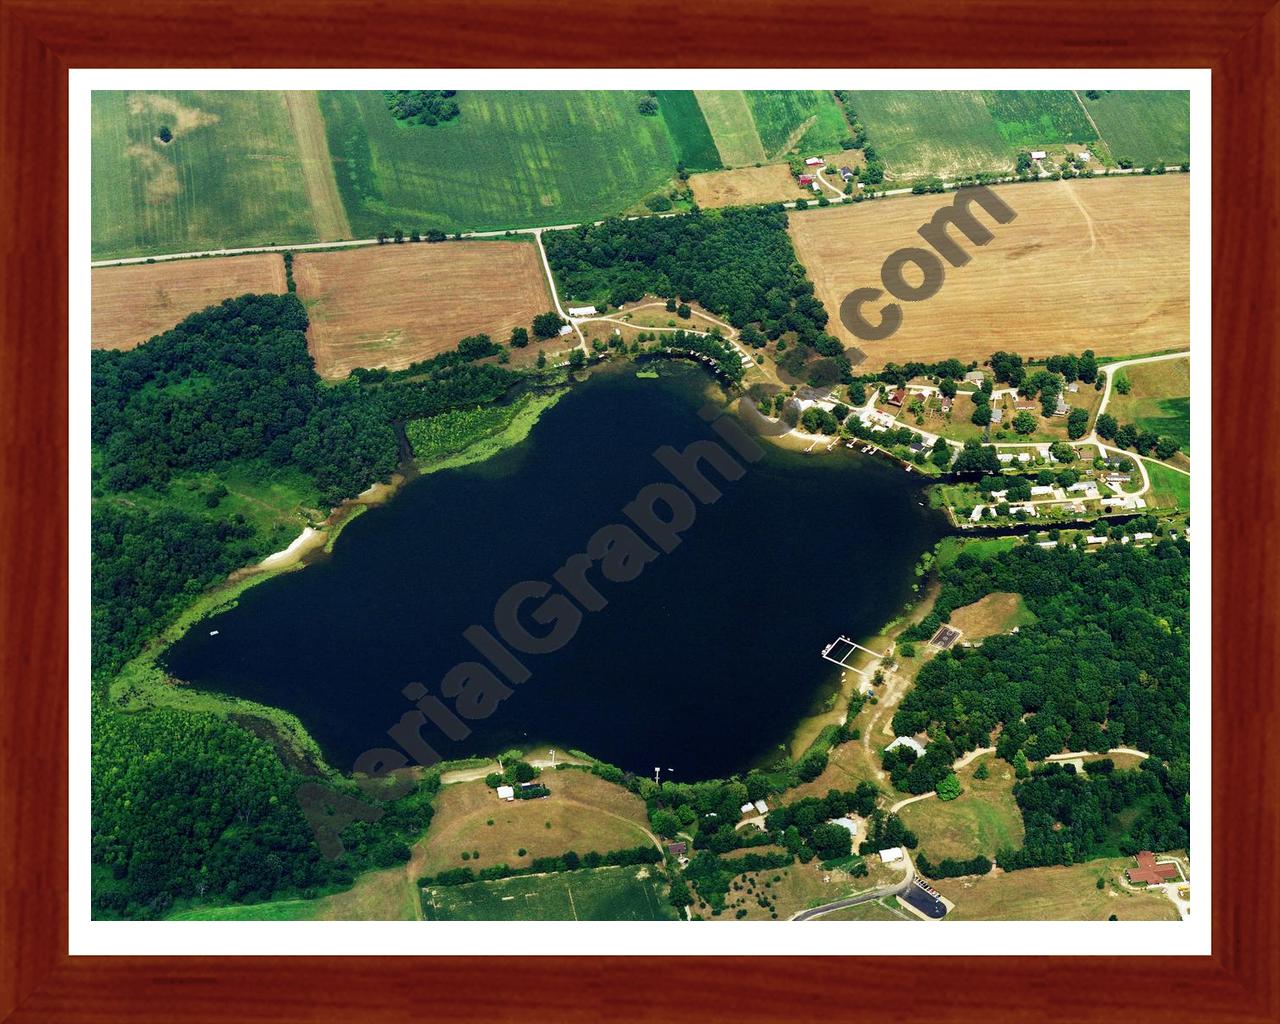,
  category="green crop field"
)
[1082,90,1190,165]
[981,91,1098,149]
[656,91,722,172]
[421,866,678,921]
[91,91,319,260]
[695,91,768,166]
[321,90,679,237]
[744,90,849,158]
[844,91,1013,180]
